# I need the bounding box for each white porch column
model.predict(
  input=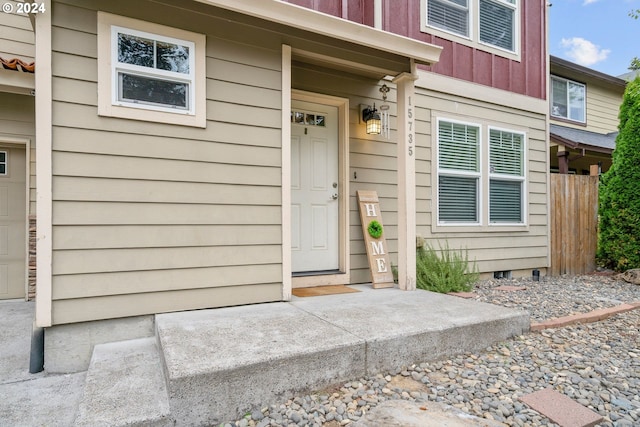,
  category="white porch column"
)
[393,69,417,291]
